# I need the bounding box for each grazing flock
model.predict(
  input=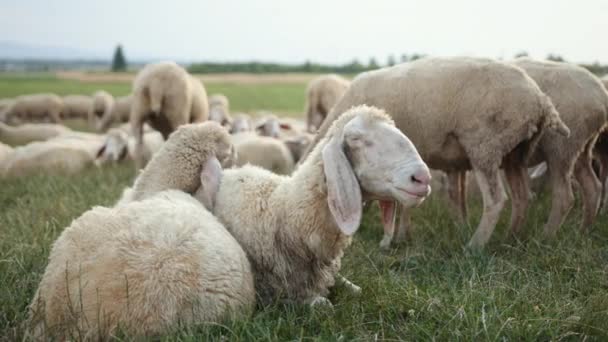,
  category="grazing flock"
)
[1,57,607,339]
